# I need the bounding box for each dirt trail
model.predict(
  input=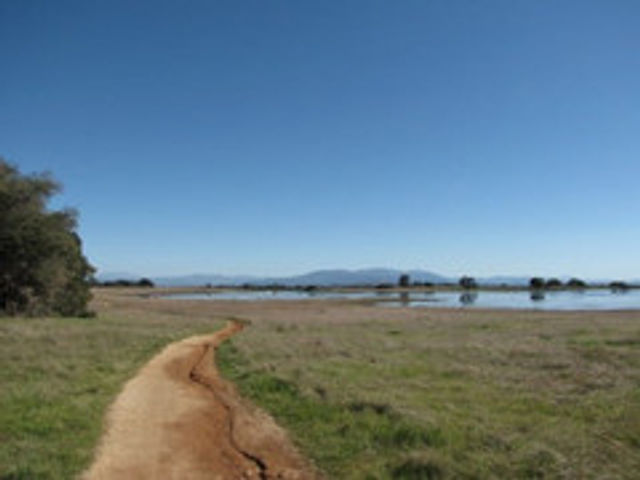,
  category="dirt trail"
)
[82,321,316,479]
